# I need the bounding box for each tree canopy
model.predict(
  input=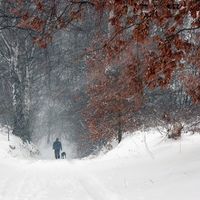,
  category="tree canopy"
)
[12,0,200,98]
[5,0,200,145]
